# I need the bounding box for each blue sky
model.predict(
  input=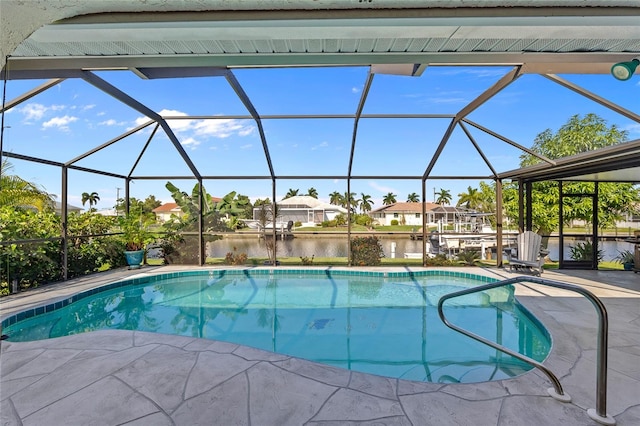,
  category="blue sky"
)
[2,66,639,211]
